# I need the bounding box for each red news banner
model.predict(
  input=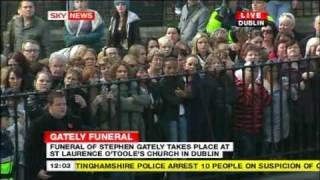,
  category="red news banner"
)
[44,131,140,143]
[235,11,268,27]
